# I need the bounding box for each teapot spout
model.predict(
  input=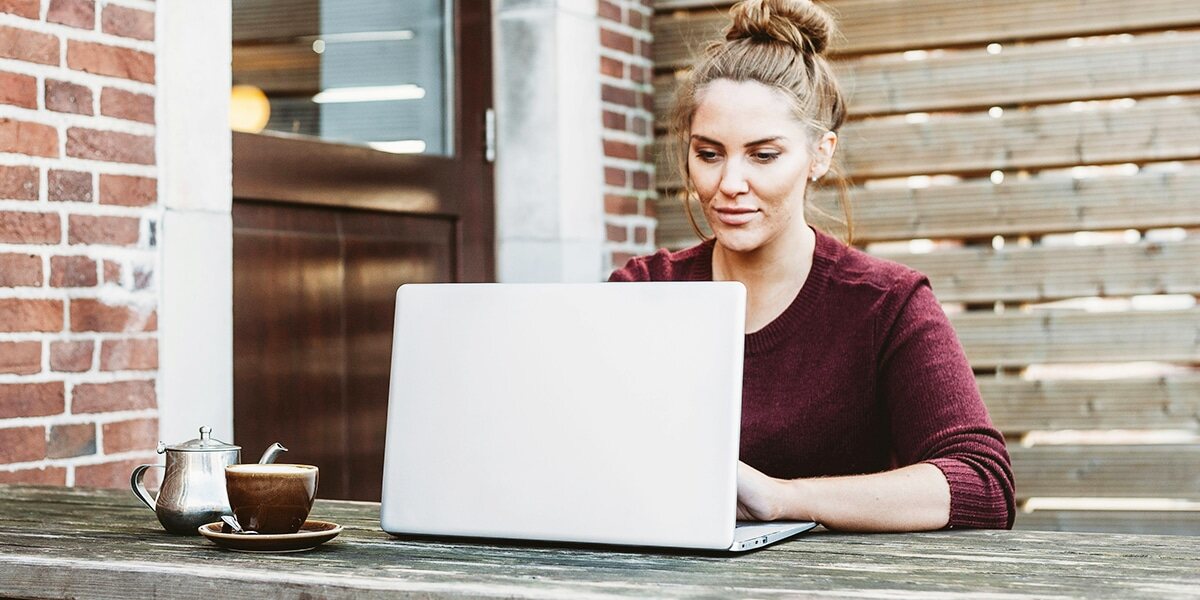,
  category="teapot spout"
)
[257,442,288,464]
